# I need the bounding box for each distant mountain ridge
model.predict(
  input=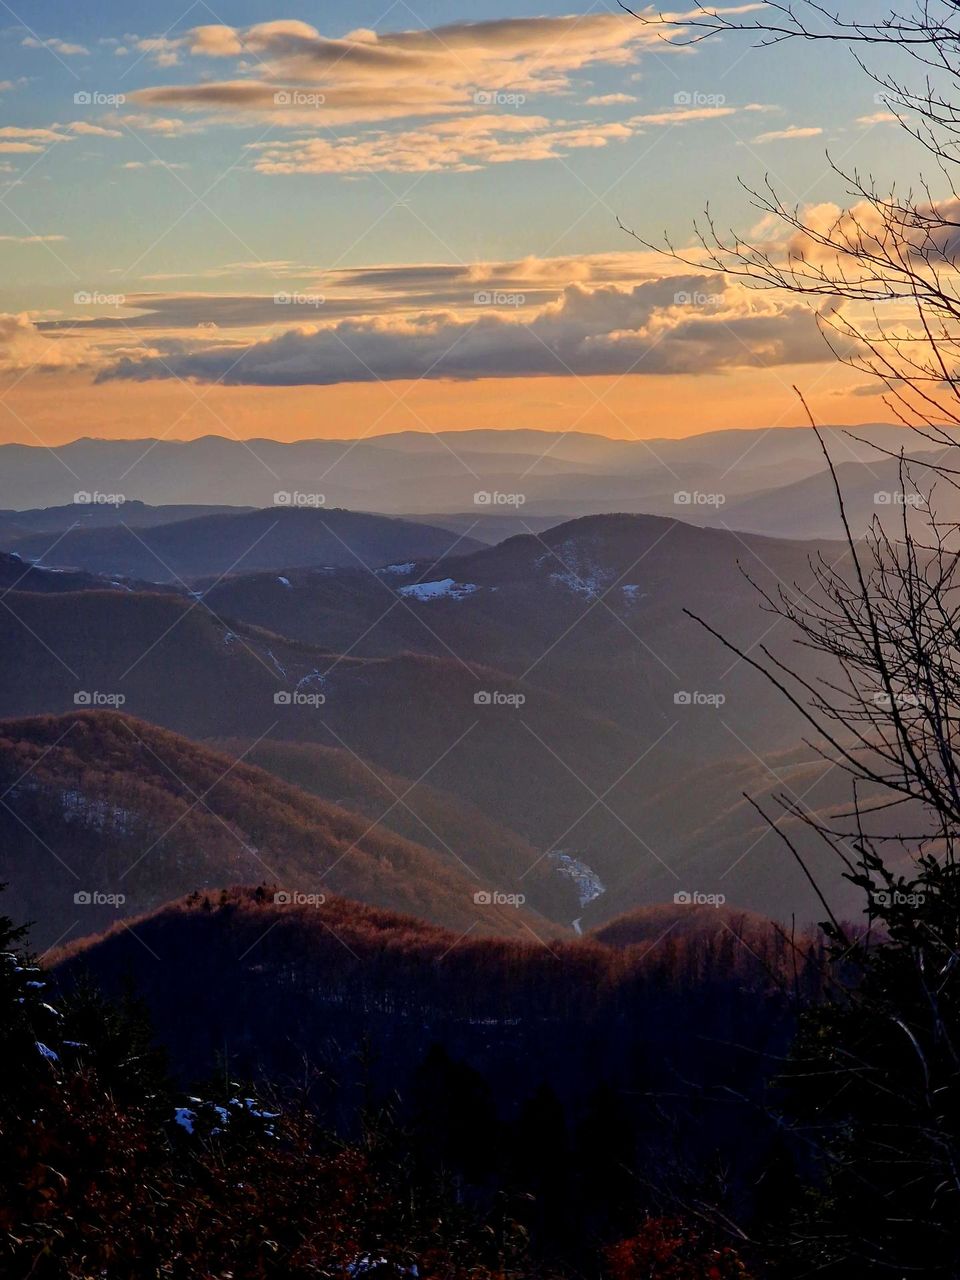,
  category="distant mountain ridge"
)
[3,507,483,583]
[0,426,948,536]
